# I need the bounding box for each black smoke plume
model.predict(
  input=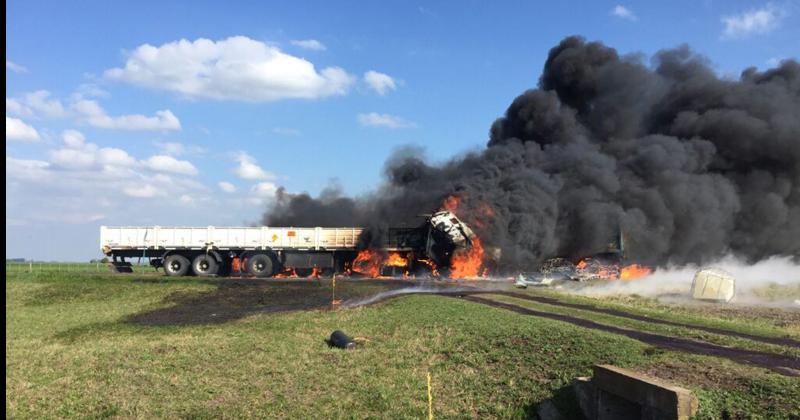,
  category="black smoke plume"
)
[263,36,800,271]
